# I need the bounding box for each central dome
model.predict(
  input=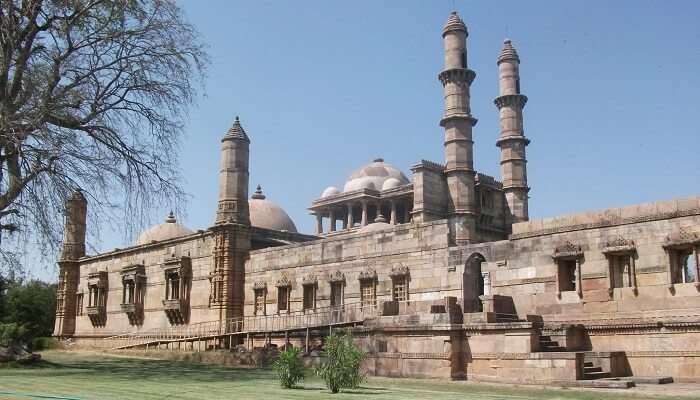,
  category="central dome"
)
[343,158,409,192]
[249,185,298,233]
[136,212,194,245]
